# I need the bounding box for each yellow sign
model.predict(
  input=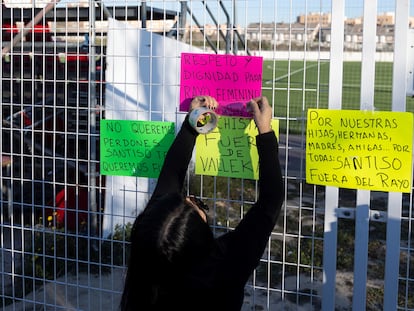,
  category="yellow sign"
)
[306,109,413,193]
[195,116,279,180]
